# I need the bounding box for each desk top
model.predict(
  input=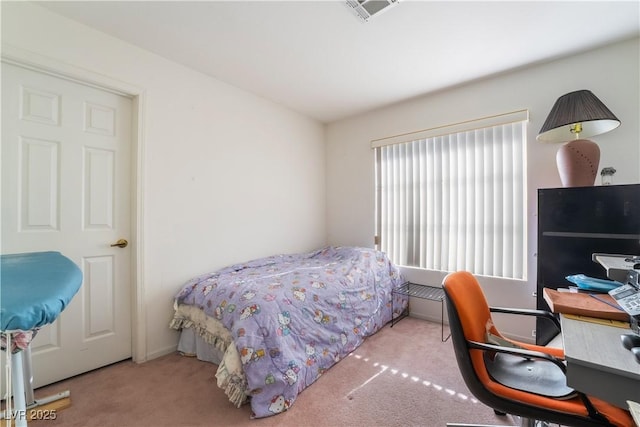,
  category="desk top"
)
[1,252,82,331]
[561,314,640,407]
[562,315,639,378]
